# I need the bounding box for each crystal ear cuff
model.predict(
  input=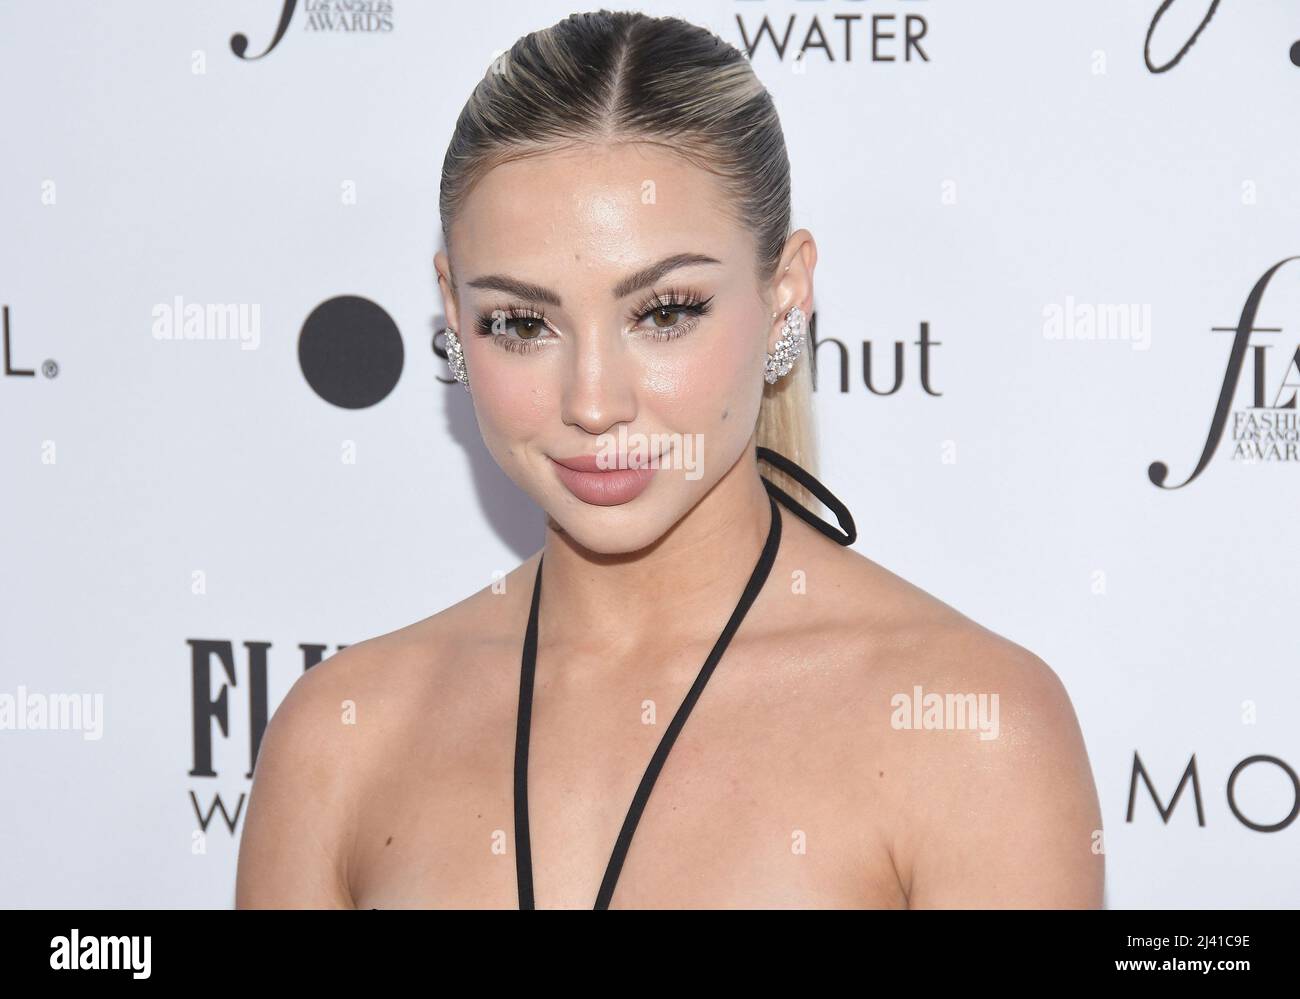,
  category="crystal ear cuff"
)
[764,305,805,384]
